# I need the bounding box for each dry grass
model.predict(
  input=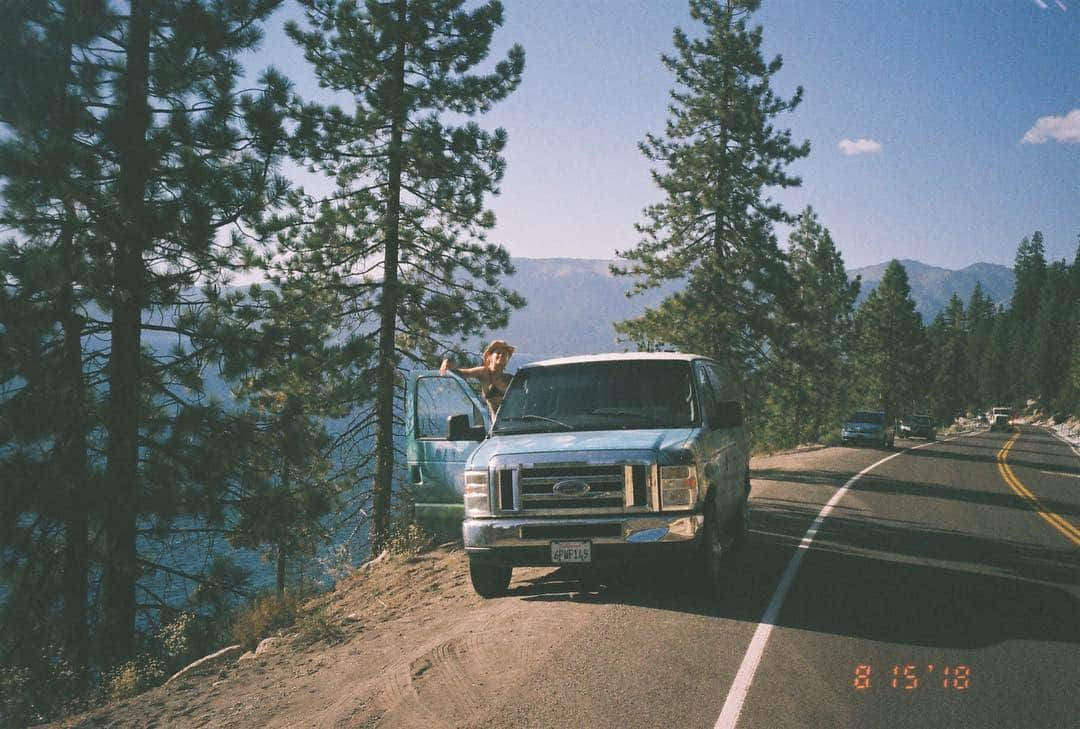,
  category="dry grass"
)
[229,592,299,652]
